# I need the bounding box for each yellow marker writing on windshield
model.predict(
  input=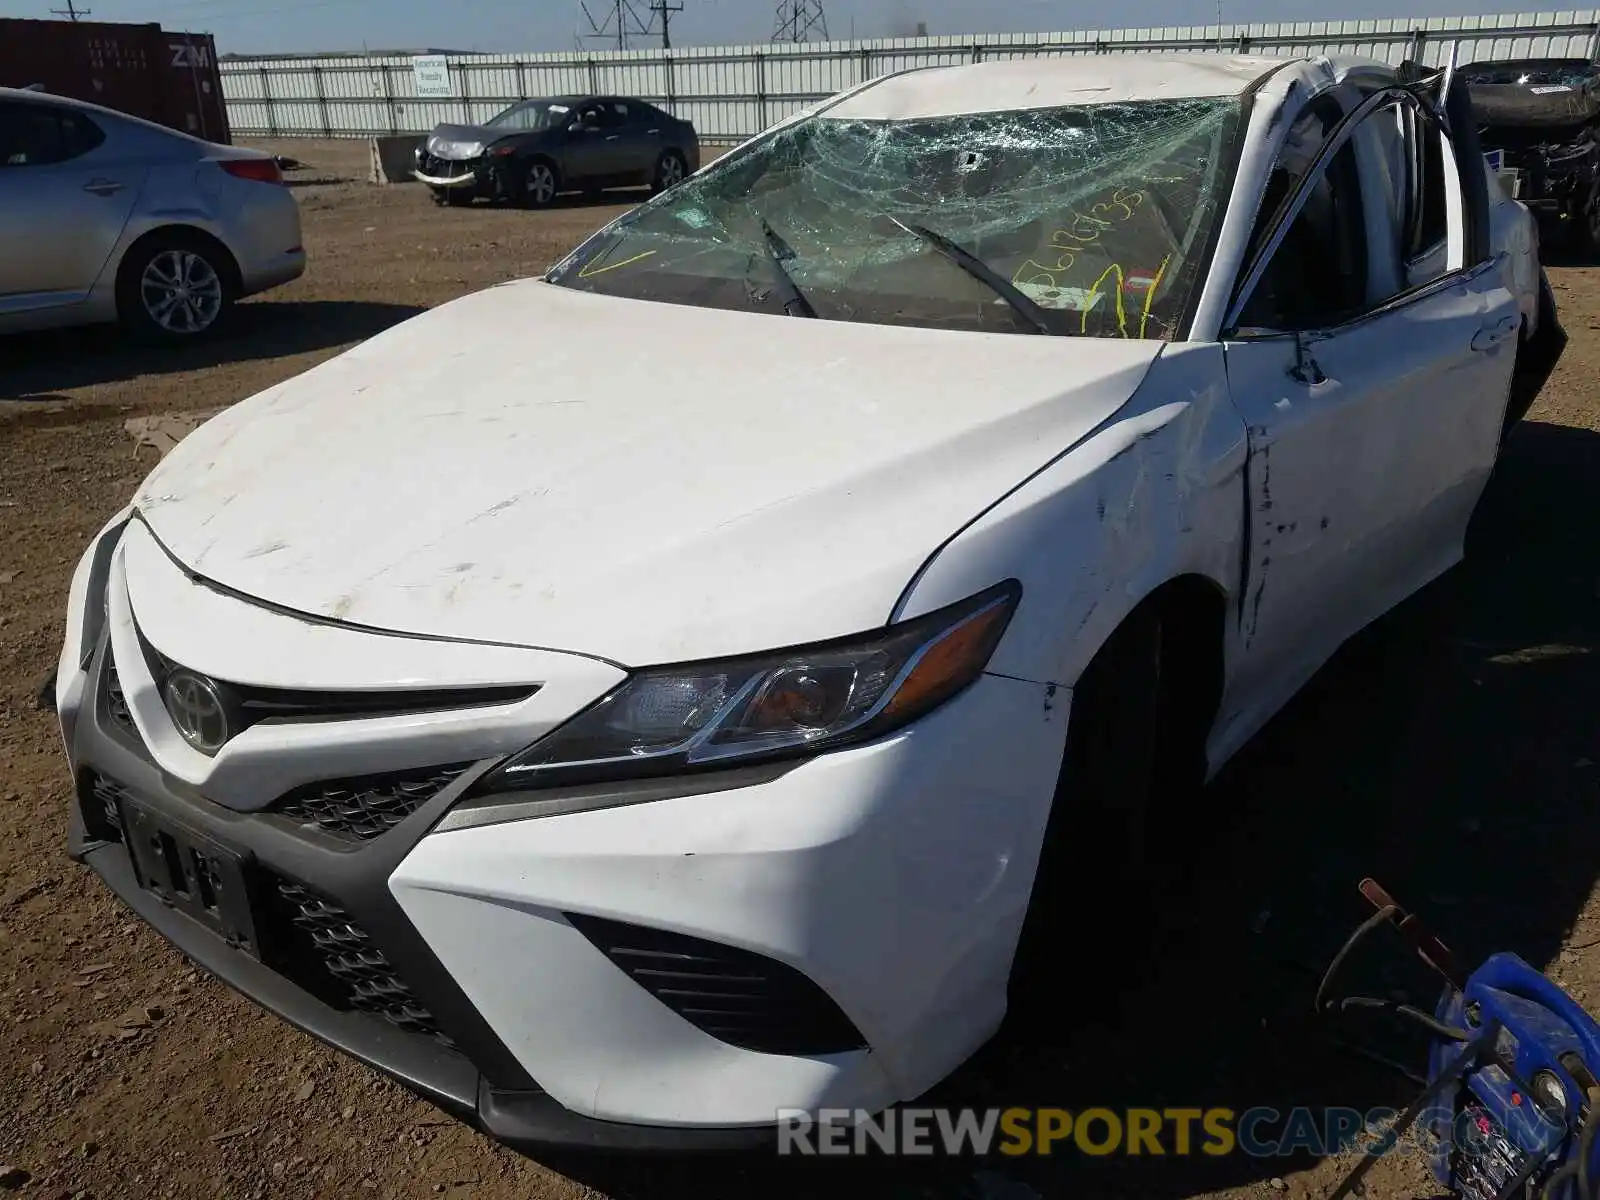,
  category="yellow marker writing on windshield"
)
[1138,255,1171,339]
[578,250,657,279]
